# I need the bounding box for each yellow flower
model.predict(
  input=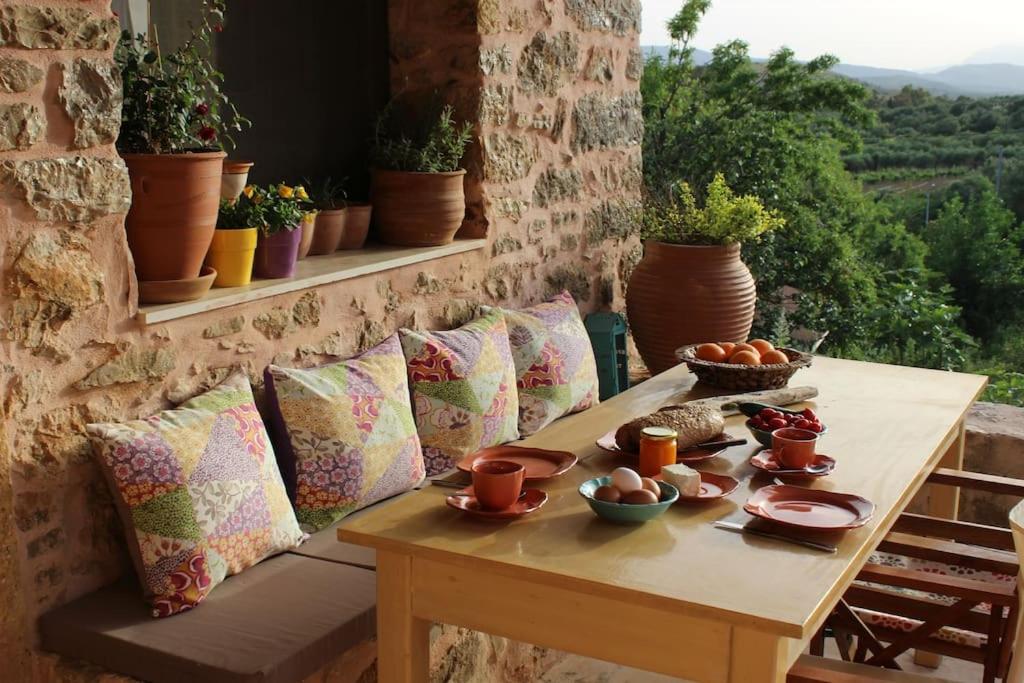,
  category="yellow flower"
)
[278,185,294,199]
[295,186,309,201]
[242,185,255,199]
